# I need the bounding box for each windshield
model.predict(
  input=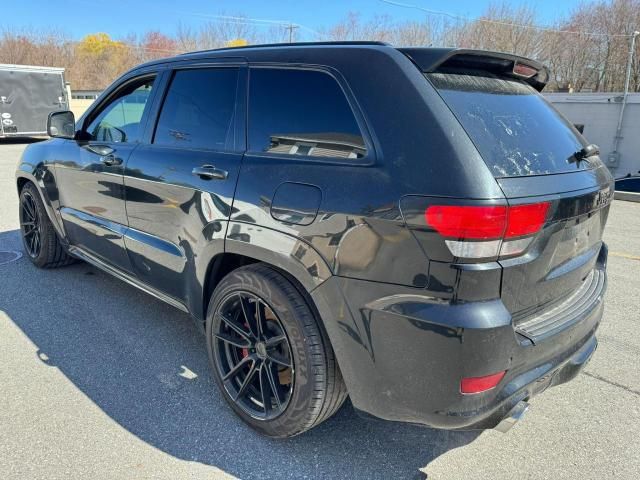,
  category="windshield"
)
[427,72,591,178]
